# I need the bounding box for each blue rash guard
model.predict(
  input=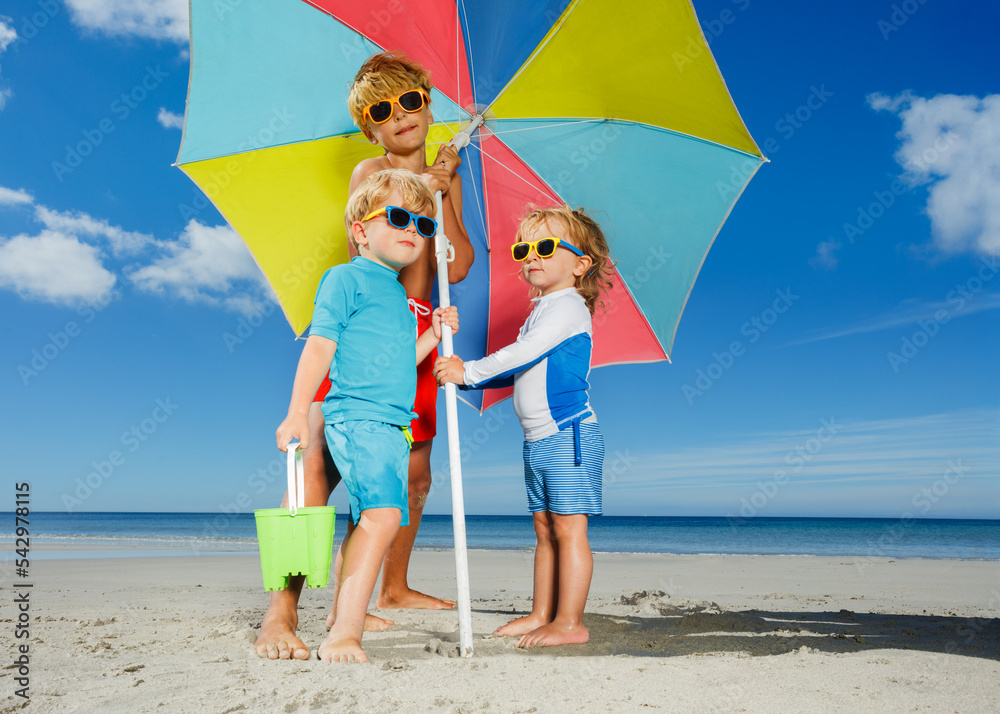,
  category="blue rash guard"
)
[310,256,417,427]
[462,287,597,442]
